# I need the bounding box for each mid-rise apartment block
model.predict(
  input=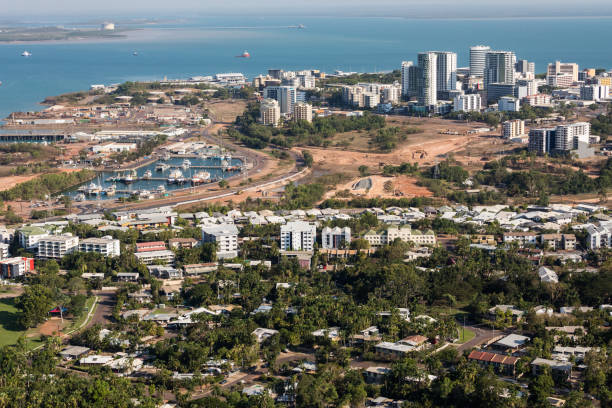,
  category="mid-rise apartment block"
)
[321,227,351,249]
[260,99,281,126]
[453,94,481,112]
[0,257,34,279]
[293,102,313,123]
[502,120,525,139]
[37,234,79,259]
[498,96,520,112]
[18,226,48,250]
[78,236,121,257]
[280,221,316,251]
[201,223,239,259]
[363,225,436,247]
[580,85,610,101]
[528,123,591,155]
[547,61,579,83]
